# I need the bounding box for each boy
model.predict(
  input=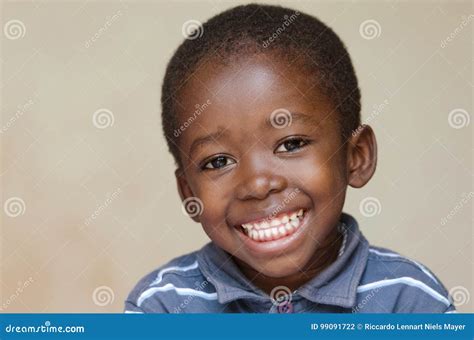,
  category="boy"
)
[125,4,455,313]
